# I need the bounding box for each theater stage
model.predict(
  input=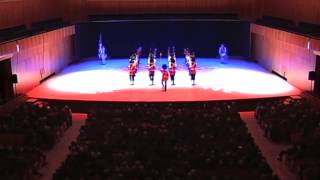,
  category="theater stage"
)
[27,57,301,102]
